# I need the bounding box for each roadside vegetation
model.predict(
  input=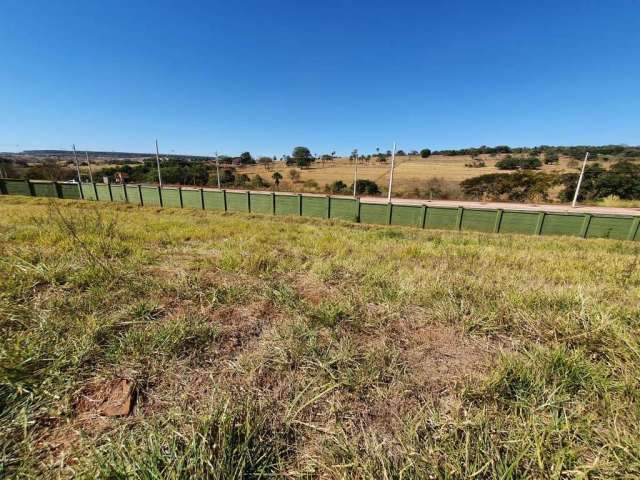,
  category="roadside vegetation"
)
[1,196,639,478]
[3,144,640,205]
